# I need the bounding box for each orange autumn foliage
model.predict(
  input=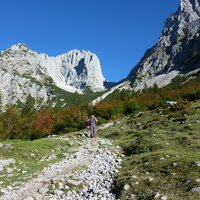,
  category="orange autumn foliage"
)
[33,110,53,132]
